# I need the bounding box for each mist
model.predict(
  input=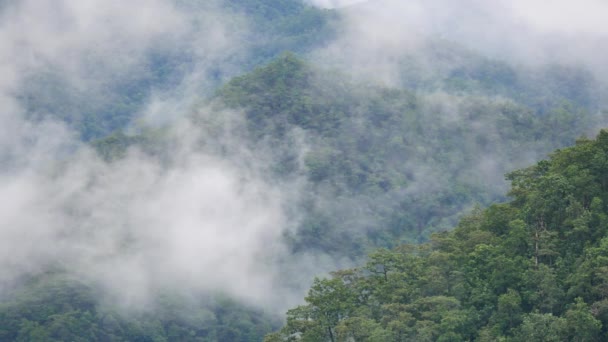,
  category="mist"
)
[291,0,608,252]
[310,0,608,92]
[0,0,318,314]
[2,0,608,329]
[308,0,608,174]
